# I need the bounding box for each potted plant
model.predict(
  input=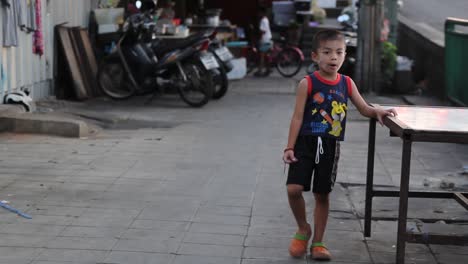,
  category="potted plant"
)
[380,41,397,91]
